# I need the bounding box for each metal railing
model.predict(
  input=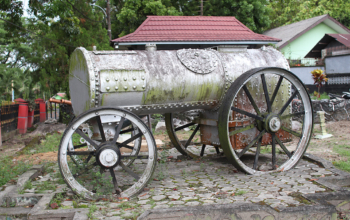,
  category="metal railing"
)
[288,58,323,67]
[46,102,60,120]
[0,104,19,134]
